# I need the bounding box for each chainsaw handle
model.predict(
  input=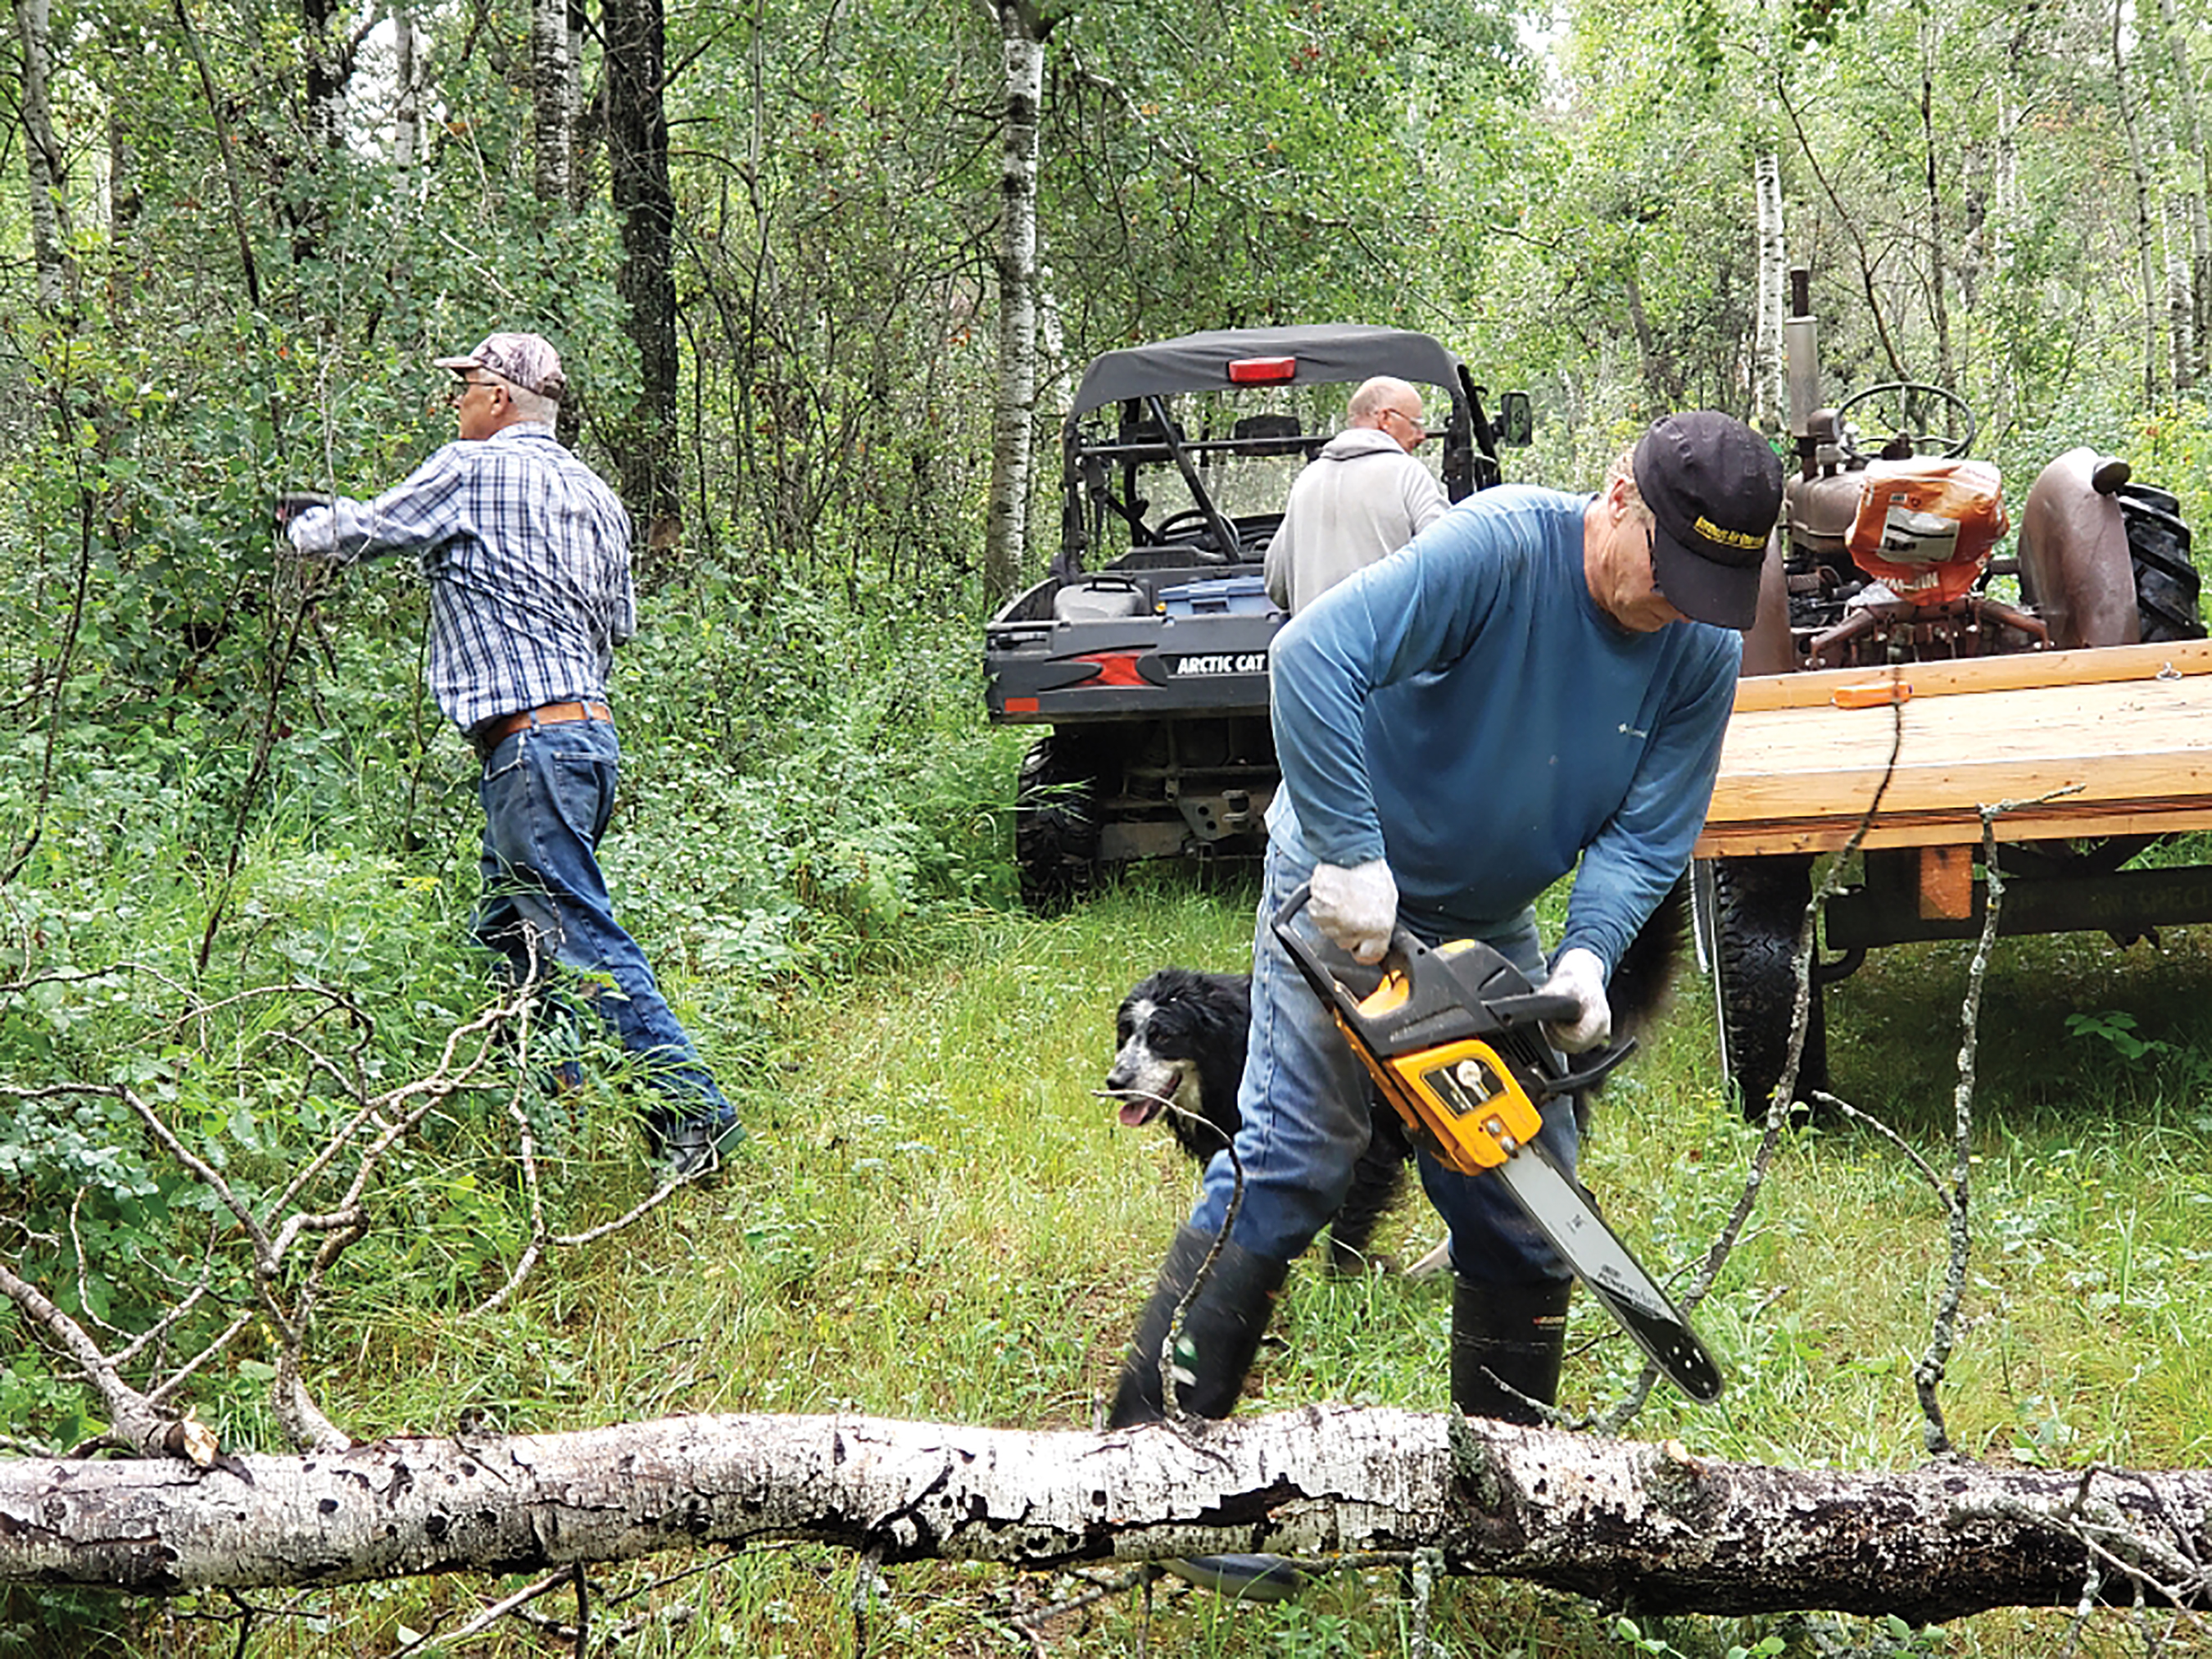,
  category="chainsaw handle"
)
[1489,988,1585,1028]
[1271,882,1582,1034]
